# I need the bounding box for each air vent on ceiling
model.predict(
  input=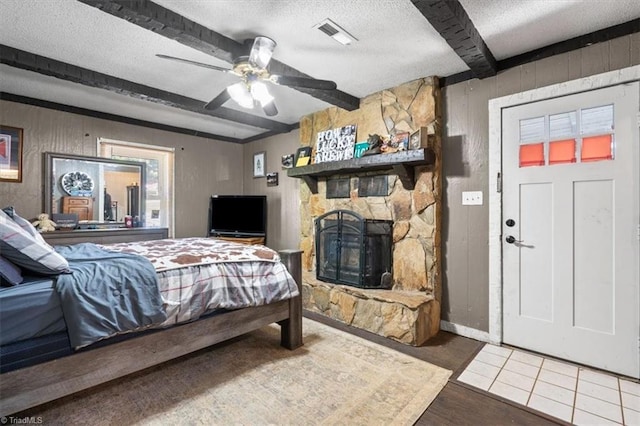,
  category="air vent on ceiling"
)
[318,22,339,37]
[314,19,357,46]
